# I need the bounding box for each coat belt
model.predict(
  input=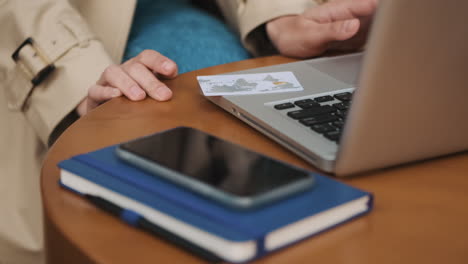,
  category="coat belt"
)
[6,14,96,111]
